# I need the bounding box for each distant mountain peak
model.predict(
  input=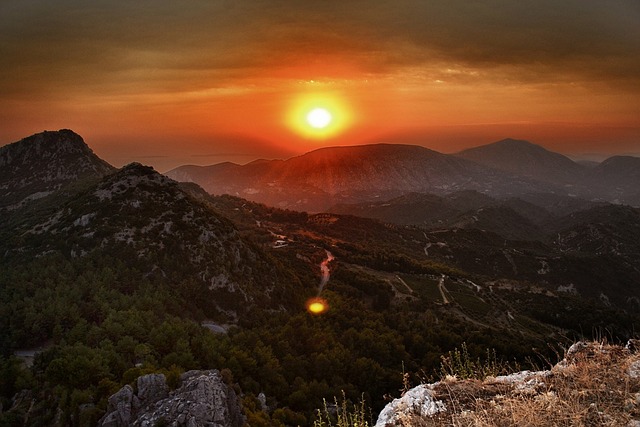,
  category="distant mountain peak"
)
[304,142,441,157]
[493,138,542,148]
[456,138,584,186]
[119,162,157,175]
[463,138,549,154]
[0,129,115,209]
[599,155,640,167]
[1,129,94,165]
[495,137,530,143]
